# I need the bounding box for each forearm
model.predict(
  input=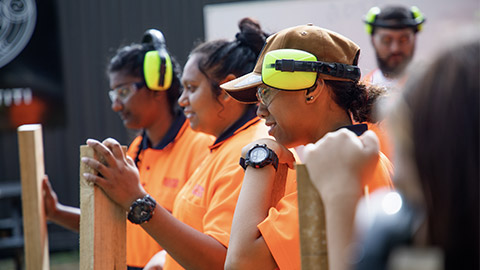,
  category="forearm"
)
[48,204,81,232]
[323,191,360,270]
[226,166,277,270]
[140,204,227,270]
